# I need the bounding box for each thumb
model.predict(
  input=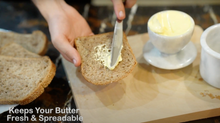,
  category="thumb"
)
[52,36,81,67]
[111,0,126,20]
